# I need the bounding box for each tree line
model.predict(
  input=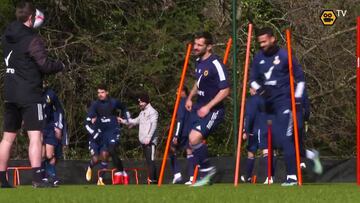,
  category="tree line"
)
[0,0,359,159]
